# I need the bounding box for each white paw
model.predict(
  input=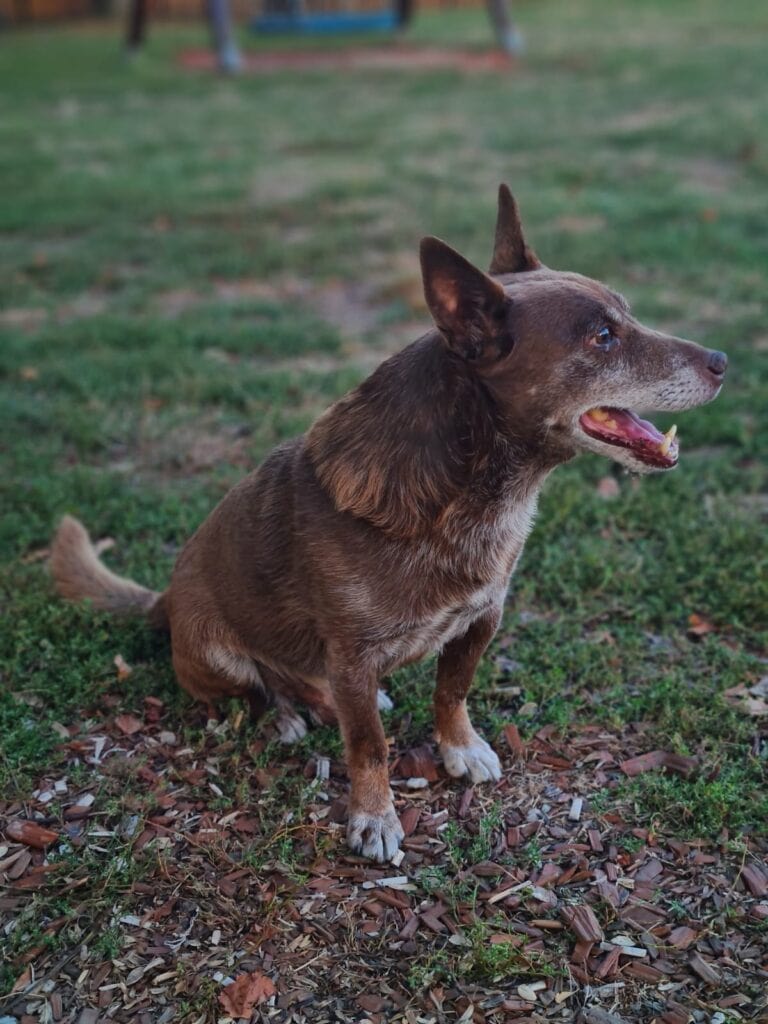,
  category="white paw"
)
[347,806,404,862]
[377,689,394,711]
[440,735,502,783]
[276,709,307,744]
